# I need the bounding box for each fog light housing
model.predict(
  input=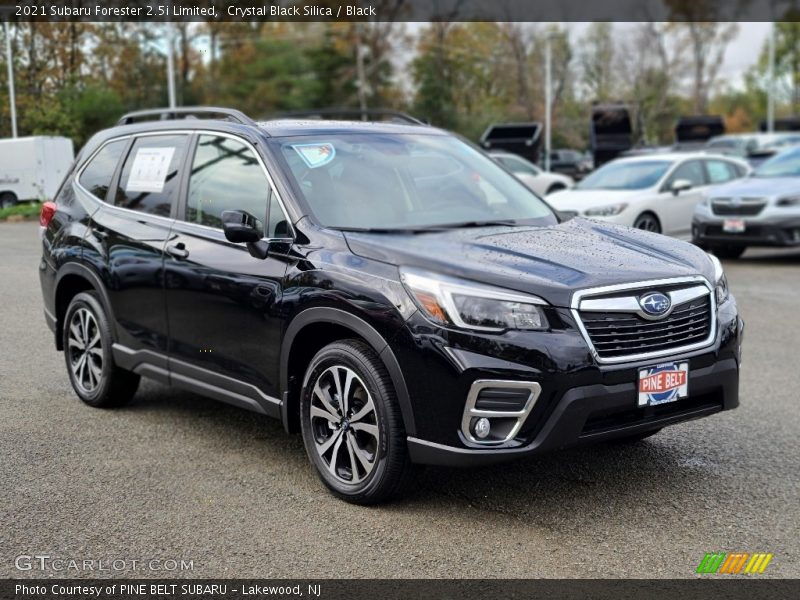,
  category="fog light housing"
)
[473,417,491,439]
